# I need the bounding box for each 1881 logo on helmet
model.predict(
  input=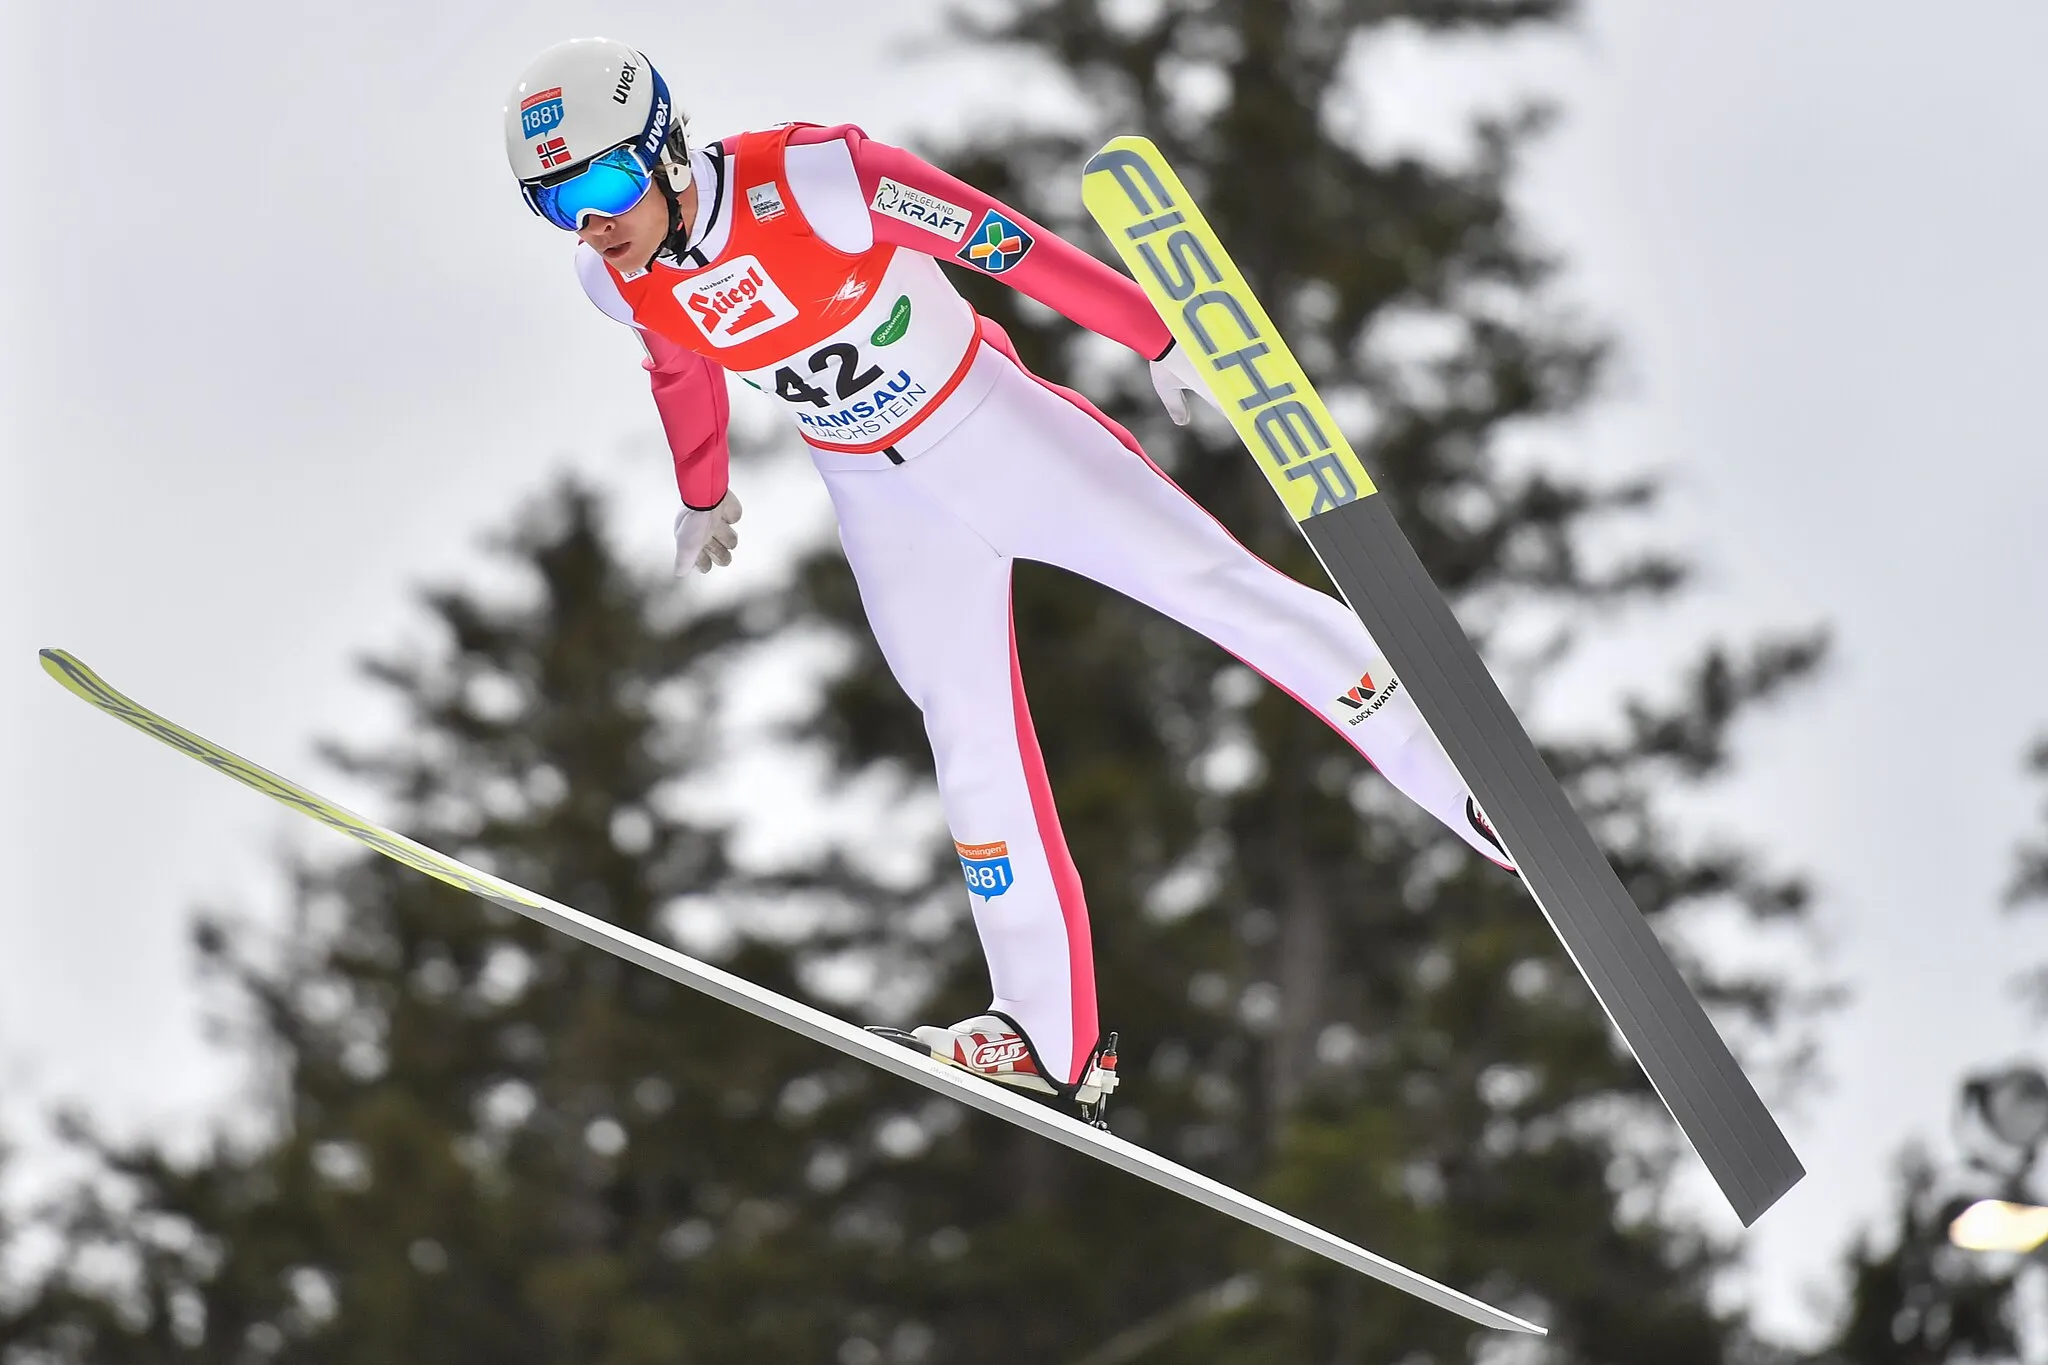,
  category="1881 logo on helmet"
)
[519,87,565,140]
